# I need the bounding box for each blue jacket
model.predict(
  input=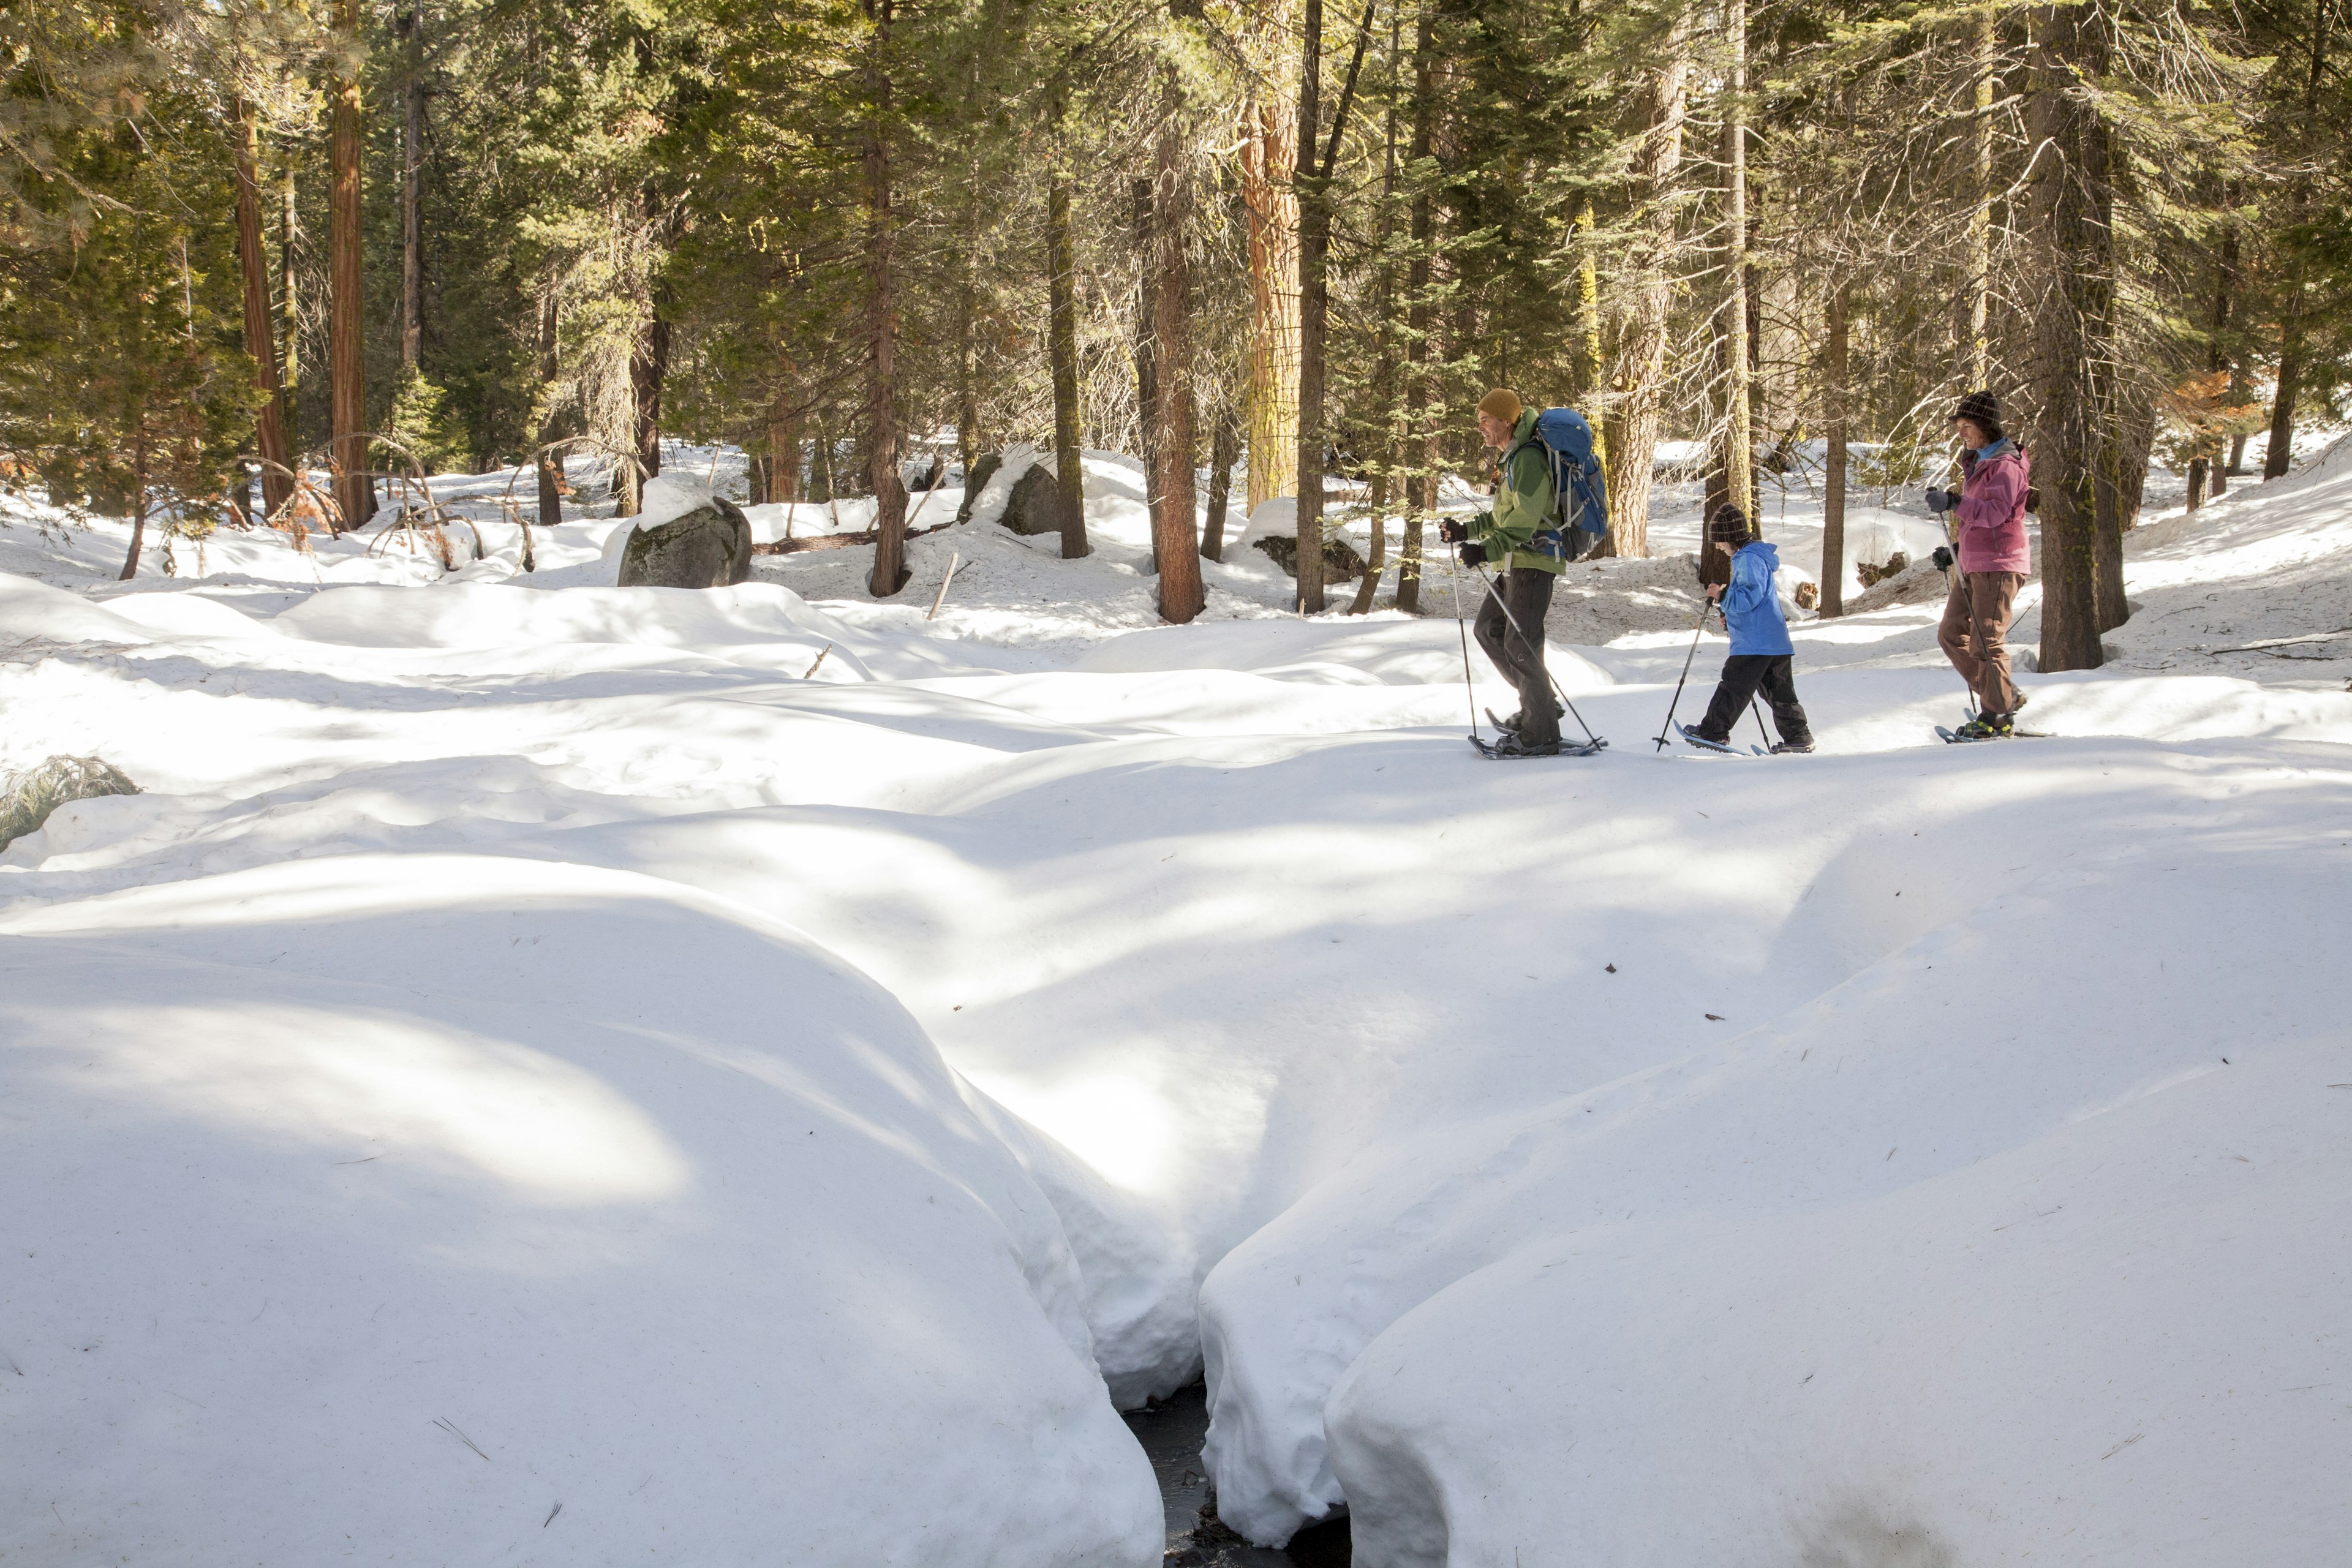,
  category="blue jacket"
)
[1721,541,1793,657]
